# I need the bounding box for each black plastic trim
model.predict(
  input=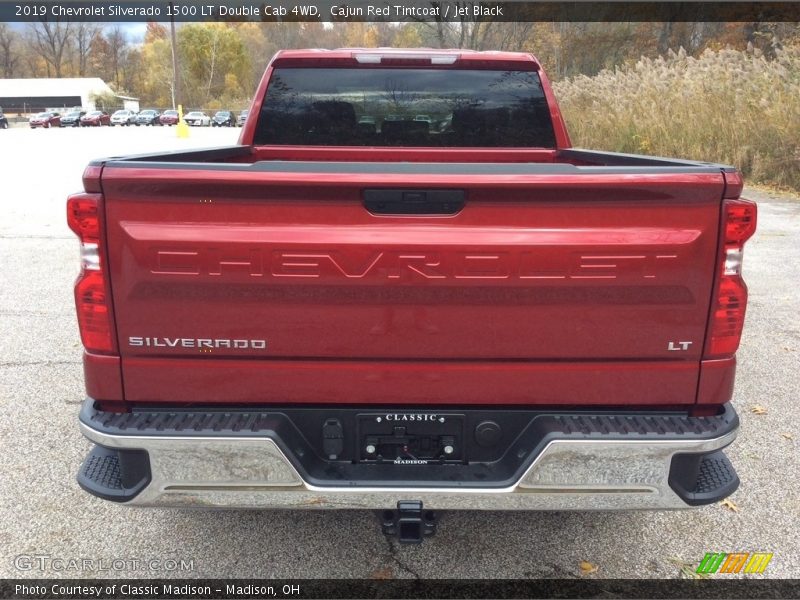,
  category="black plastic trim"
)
[103,157,725,175]
[91,144,732,175]
[89,145,251,167]
[364,189,465,215]
[80,400,738,490]
[559,148,734,169]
